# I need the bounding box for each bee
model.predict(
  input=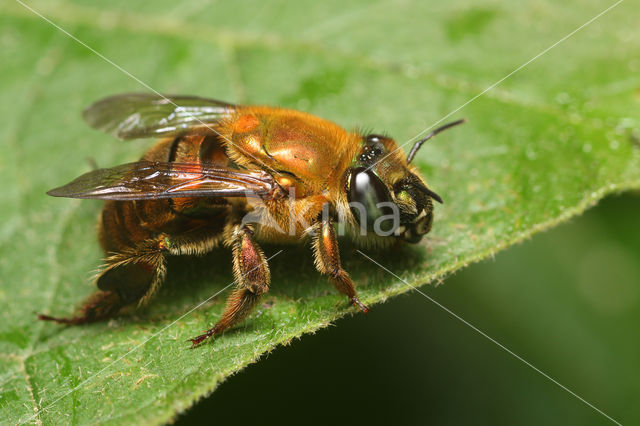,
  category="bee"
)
[38,93,464,346]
